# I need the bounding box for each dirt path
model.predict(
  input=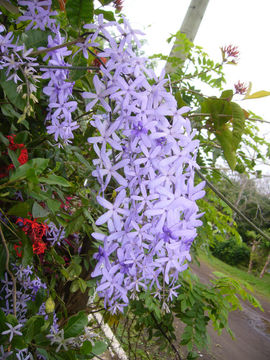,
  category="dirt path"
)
[190,260,270,360]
